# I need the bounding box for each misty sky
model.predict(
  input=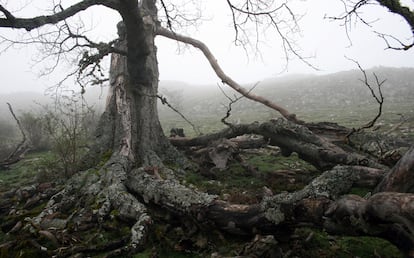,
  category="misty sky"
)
[0,0,413,94]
